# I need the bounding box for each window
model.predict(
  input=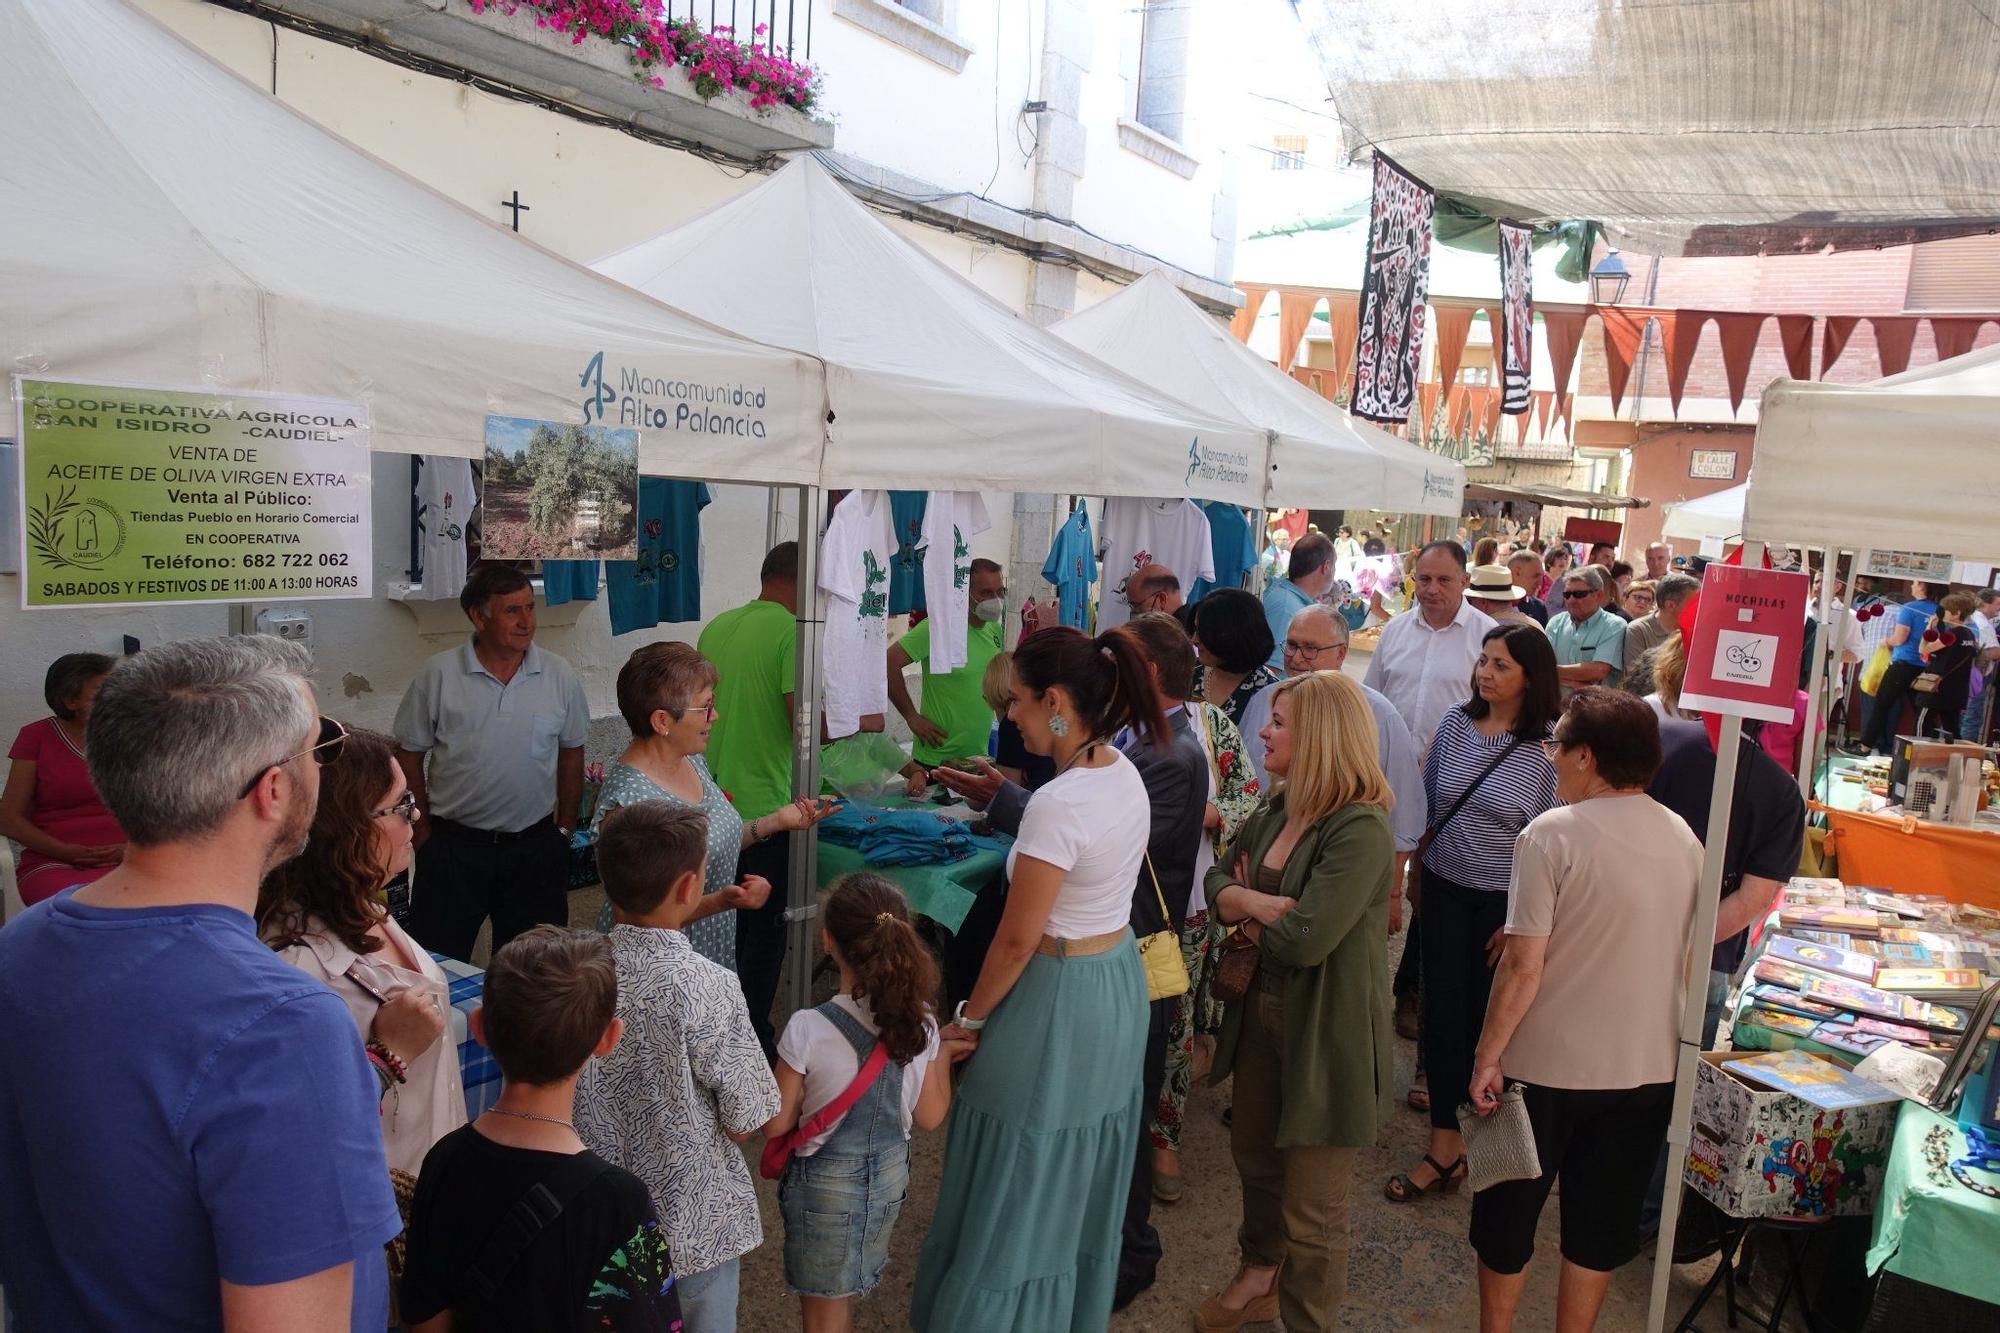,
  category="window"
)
[1271,134,1307,170]
[1135,0,1190,143]
[1456,365,1491,386]
[893,0,944,20]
